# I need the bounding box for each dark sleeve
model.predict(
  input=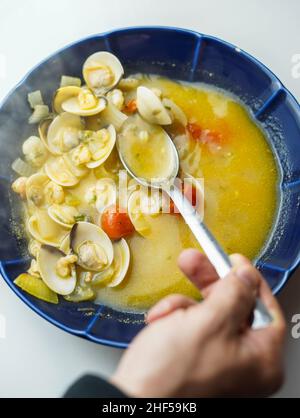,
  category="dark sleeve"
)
[63,374,128,398]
